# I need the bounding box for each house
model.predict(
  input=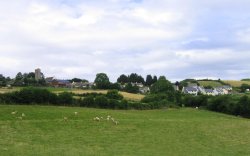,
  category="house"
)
[45,77,54,84]
[182,87,198,96]
[139,86,150,94]
[51,79,71,88]
[131,83,144,88]
[204,89,215,96]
